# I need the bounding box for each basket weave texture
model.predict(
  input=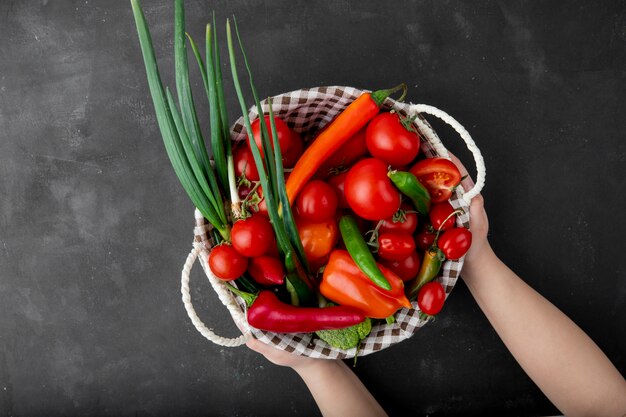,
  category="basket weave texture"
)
[193,86,471,359]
